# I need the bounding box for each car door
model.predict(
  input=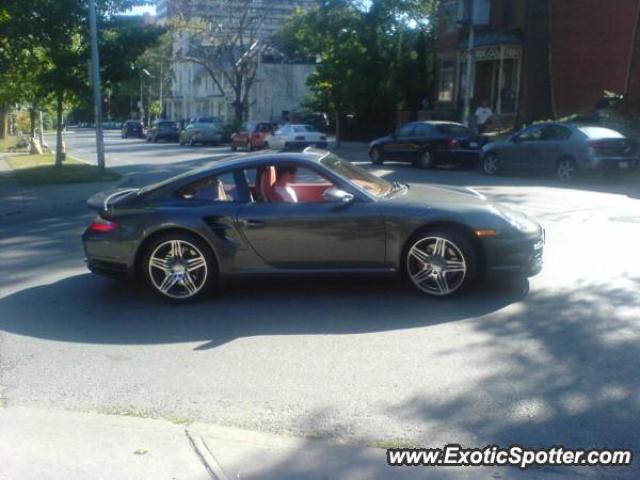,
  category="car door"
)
[235,163,386,269]
[383,123,417,161]
[536,125,573,172]
[508,125,546,171]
